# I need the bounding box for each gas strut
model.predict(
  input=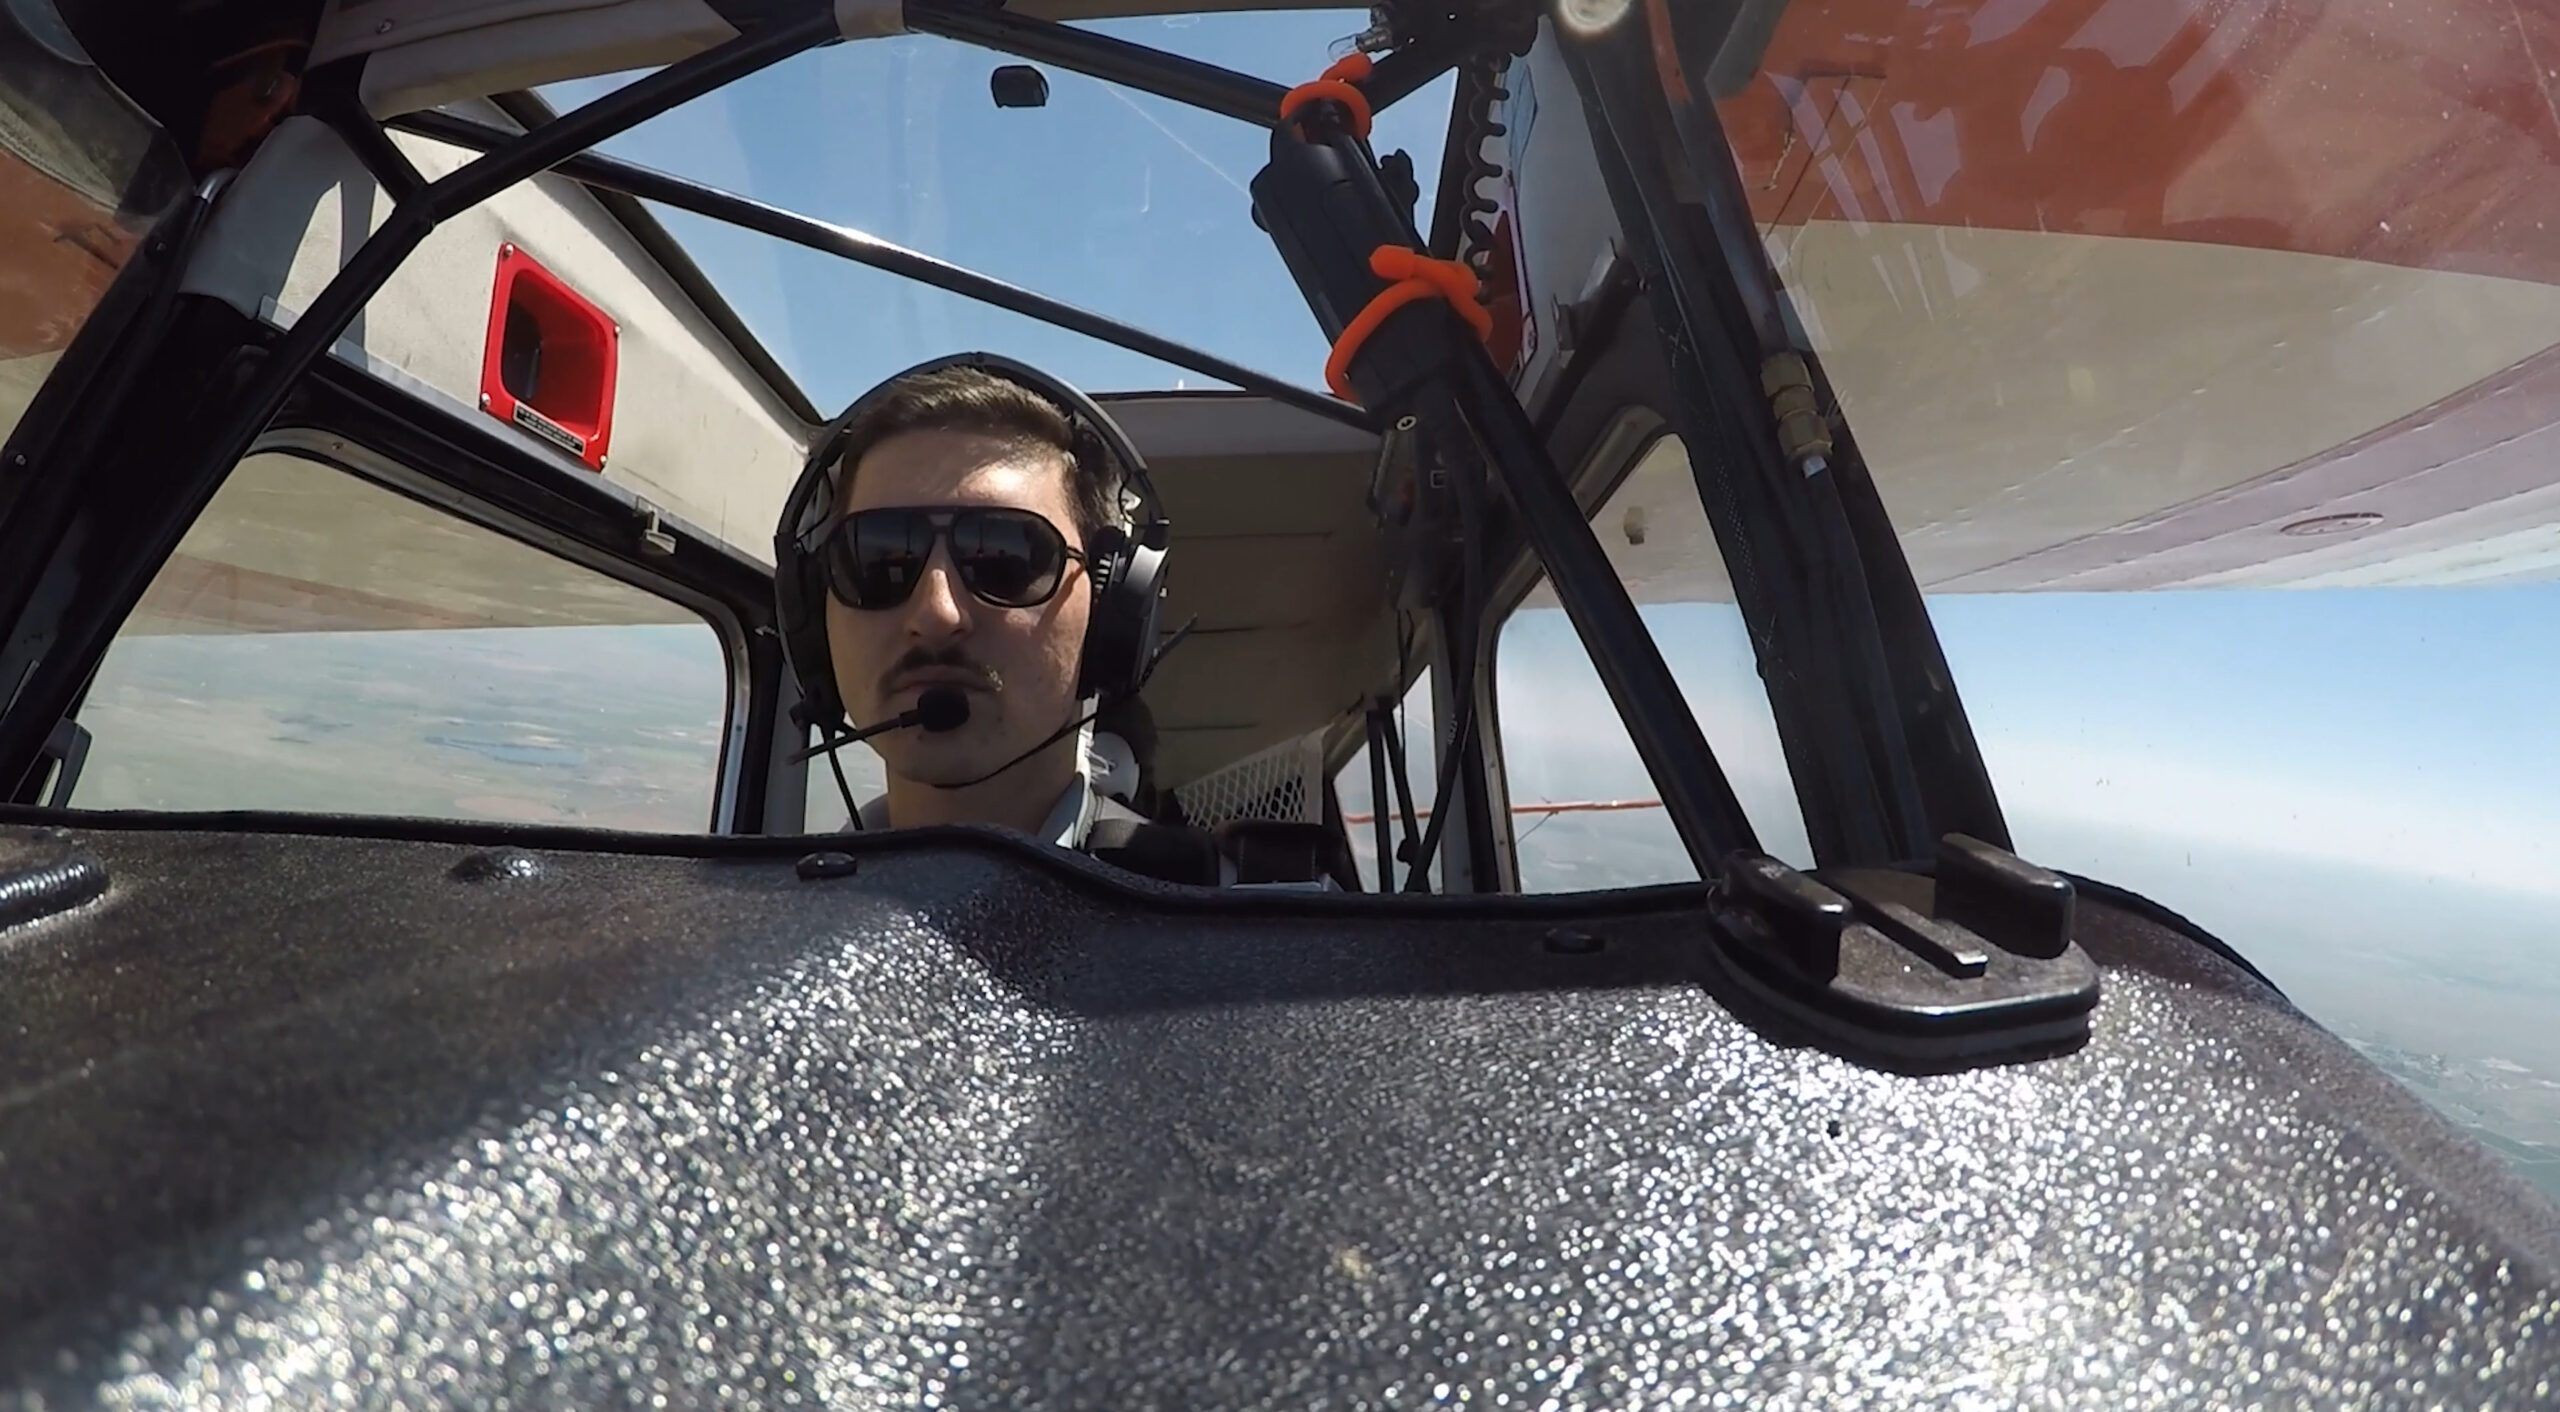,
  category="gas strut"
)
[1250,61,1763,880]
